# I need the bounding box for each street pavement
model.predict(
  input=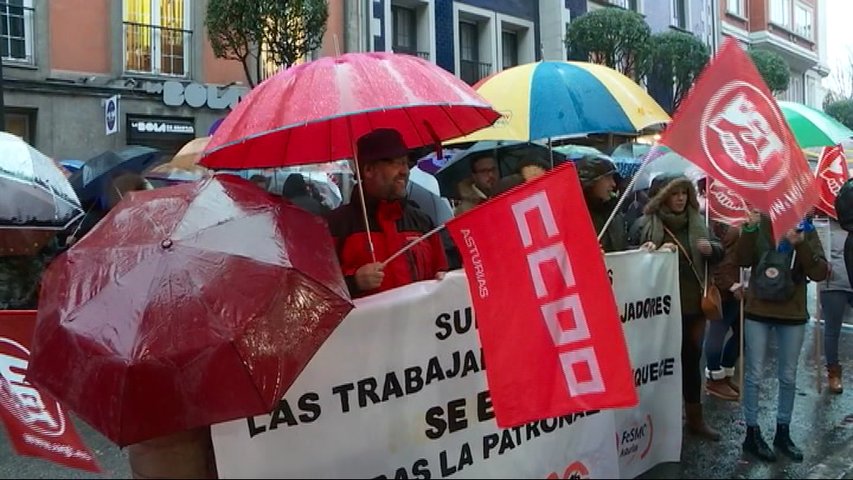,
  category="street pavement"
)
[5,288,853,478]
